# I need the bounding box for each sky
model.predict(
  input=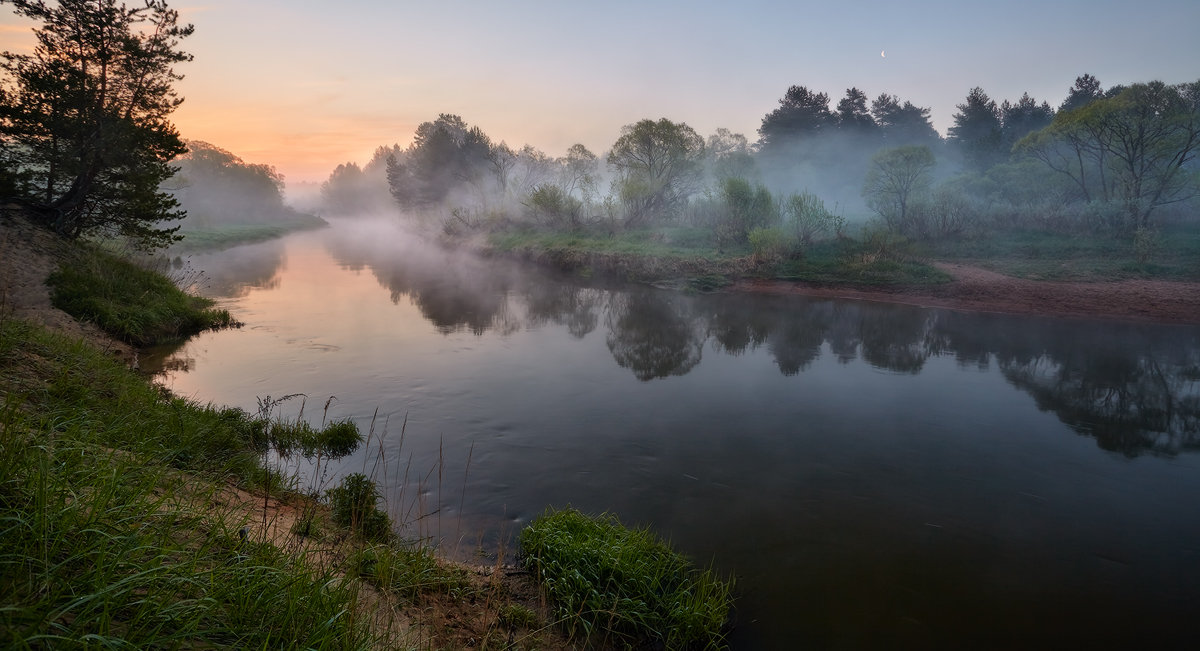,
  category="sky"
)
[3,0,1199,185]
